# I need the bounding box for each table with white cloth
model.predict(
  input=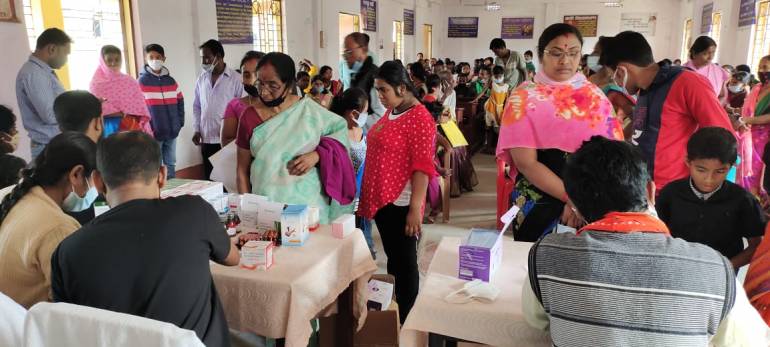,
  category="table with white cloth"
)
[211,226,377,347]
[400,236,552,347]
